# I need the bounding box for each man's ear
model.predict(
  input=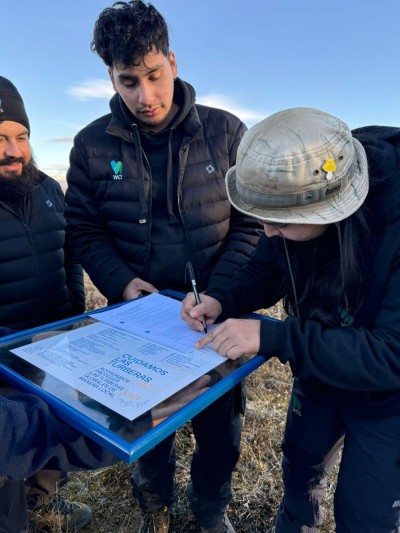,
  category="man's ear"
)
[169,51,178,79]
[108,67,117,93]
